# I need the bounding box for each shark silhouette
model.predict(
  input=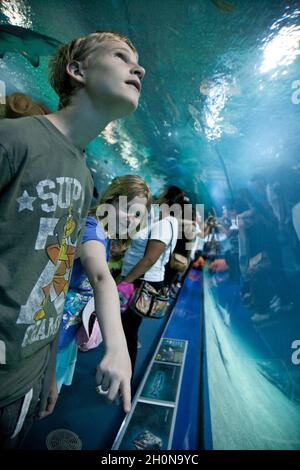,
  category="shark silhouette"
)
[210,0,235,13]
[0,24,62,67]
